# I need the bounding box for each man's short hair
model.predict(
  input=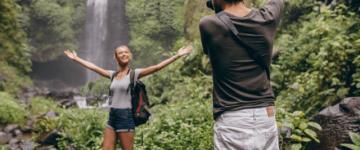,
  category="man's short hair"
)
[224,0,244,4]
